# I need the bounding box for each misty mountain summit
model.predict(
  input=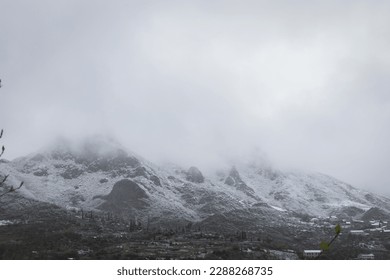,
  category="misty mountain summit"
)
[46,135,132,161]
